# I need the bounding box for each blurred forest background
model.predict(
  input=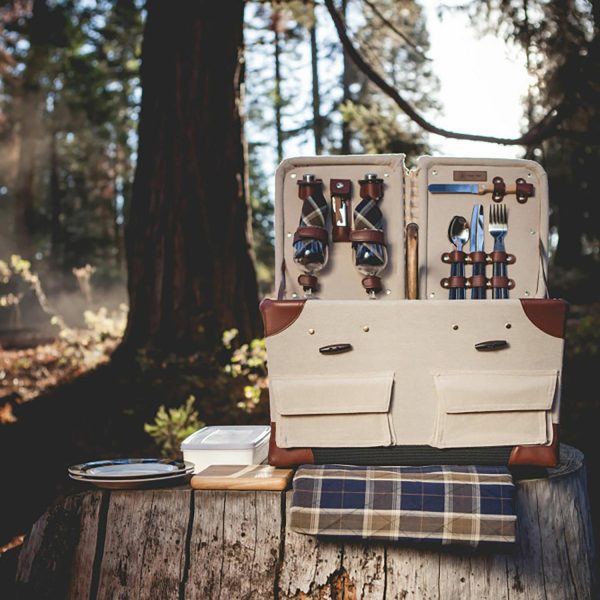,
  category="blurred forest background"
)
[0,0,599,584]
